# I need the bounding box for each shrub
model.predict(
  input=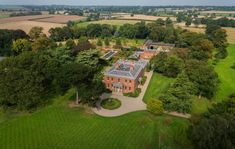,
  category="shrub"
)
[123,88,141,97]
[147,100,164,115]
[141,76,147,85]
[231,63,235,69]
[101,98,121,110]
